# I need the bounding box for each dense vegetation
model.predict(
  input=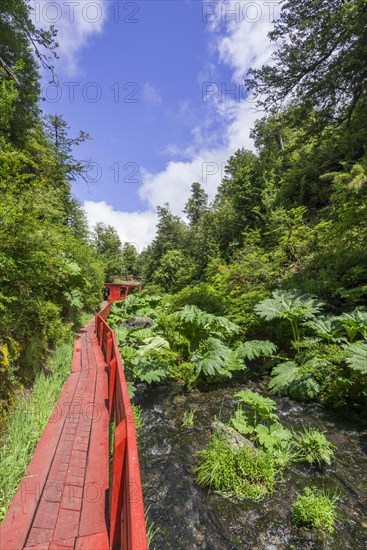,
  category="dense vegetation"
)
[0,1,111,420]
[132,0,367,408]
